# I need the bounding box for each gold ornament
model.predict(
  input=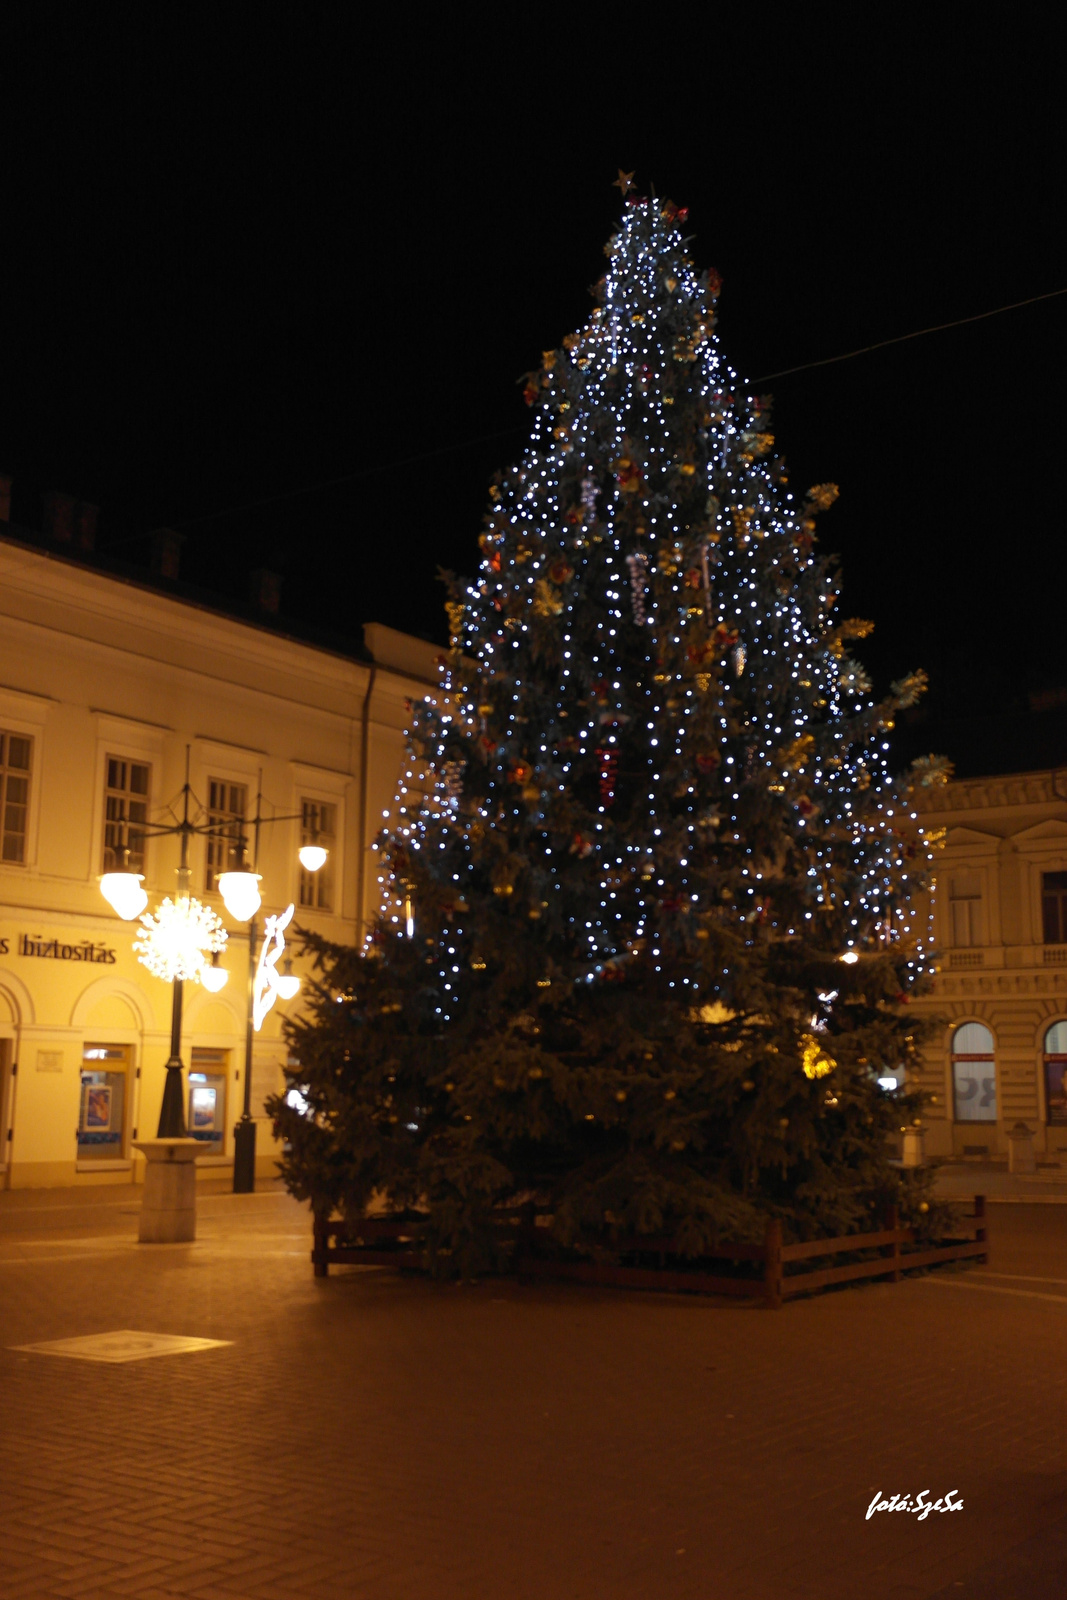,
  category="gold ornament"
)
[800,1034,836,1080]
[698,1001,736,1025]
[612,168,635,195]
[532,579,564,617]
[806,483,840,512]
